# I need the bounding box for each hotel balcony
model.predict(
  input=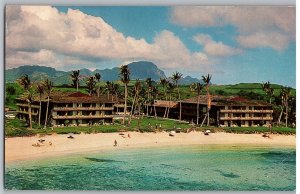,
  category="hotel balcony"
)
[220,109,273,113]
[16,103,40,109]
[16,110,38,116]
[52,115,113,119]
[53,107,113,111]
[220,116,273,121]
